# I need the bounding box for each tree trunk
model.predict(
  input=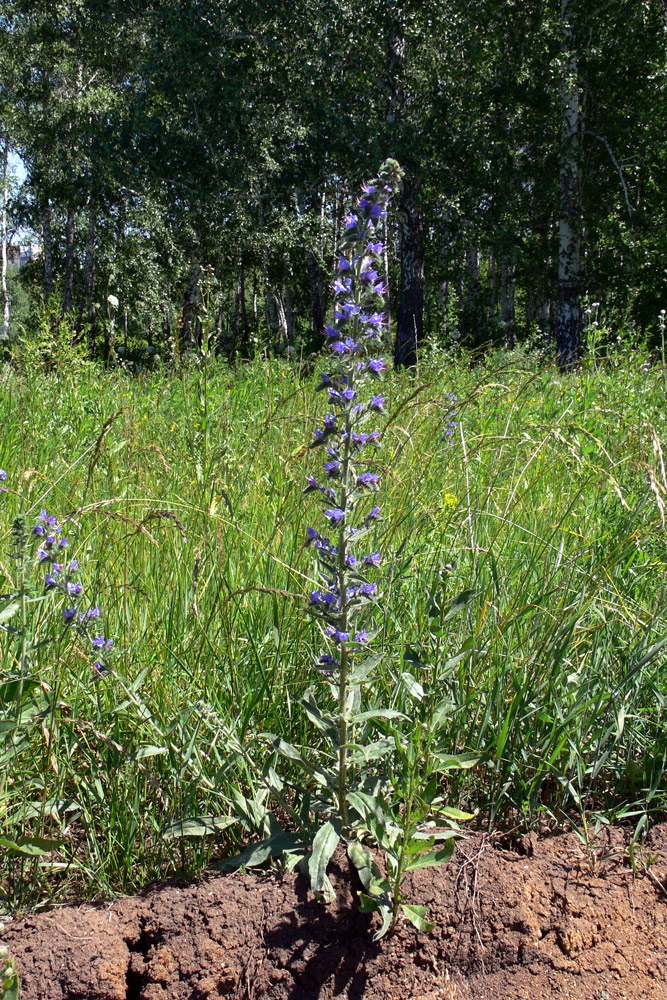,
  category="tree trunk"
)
[63,203,76,312]
[306,248,325,337]
[1,138,9,342]
[557,0,581,370]
[284,277,295,346]
[501,253,516,349]
[460,233,484,347]
[233,251,249,357]
[394,175,425,368]
[42,203,54,301]
[179,246,202,349]
[79,200,97,350]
